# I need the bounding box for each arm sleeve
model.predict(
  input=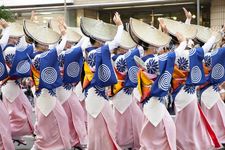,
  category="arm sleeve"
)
[56,35,67,55]
[137,45,145,57]
[0,27,9,50]
[174,41,187,57]
[106,25,124,52]
[185,18,191,24]
[202,36,216,54]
